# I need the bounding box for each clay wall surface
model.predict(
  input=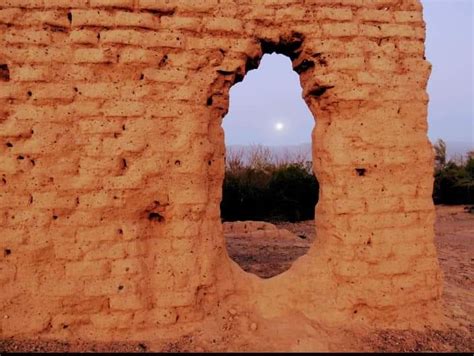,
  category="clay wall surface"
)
[0,0,442,349]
